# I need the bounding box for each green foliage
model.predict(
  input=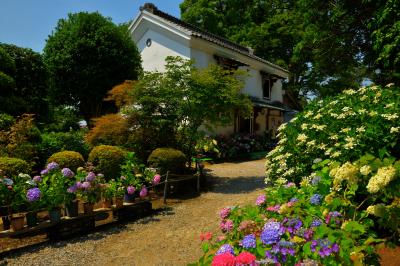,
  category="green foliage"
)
[0,46,16,93]
[0,157,30,178]
[371,0,400,85]
[43,12,142,122]
[0,114,42,167]
[125,56,252,159]
[147,148,187,174]
[0,43,49,120]
[44,106,82,132]
[47,151,85,172]
[0,113,15,131]
[120,152,154,191]
[88,145,127,180]
[266,85,400,183]
[40,131,89,163]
